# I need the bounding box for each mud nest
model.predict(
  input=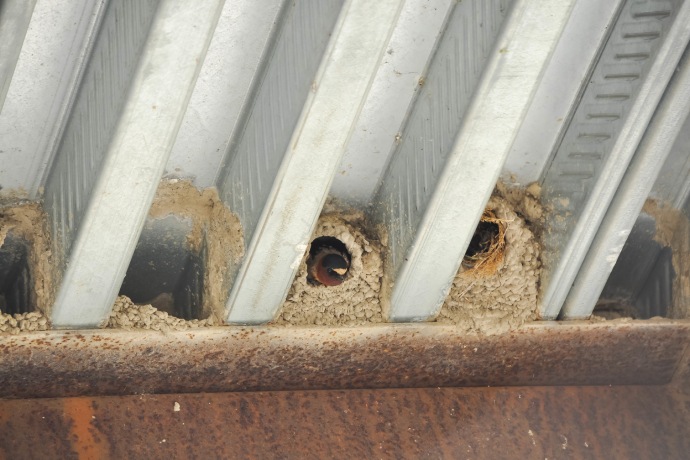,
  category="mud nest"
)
[105,296,218,331]
[437,188,543,335]
[274,211,384,326]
